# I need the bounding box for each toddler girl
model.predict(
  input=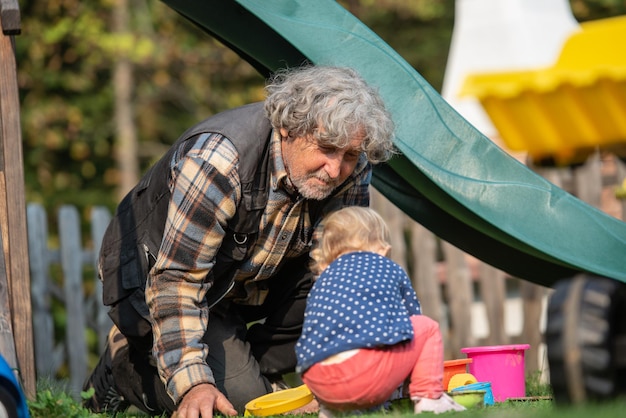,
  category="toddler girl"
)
[295,206,465,416]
